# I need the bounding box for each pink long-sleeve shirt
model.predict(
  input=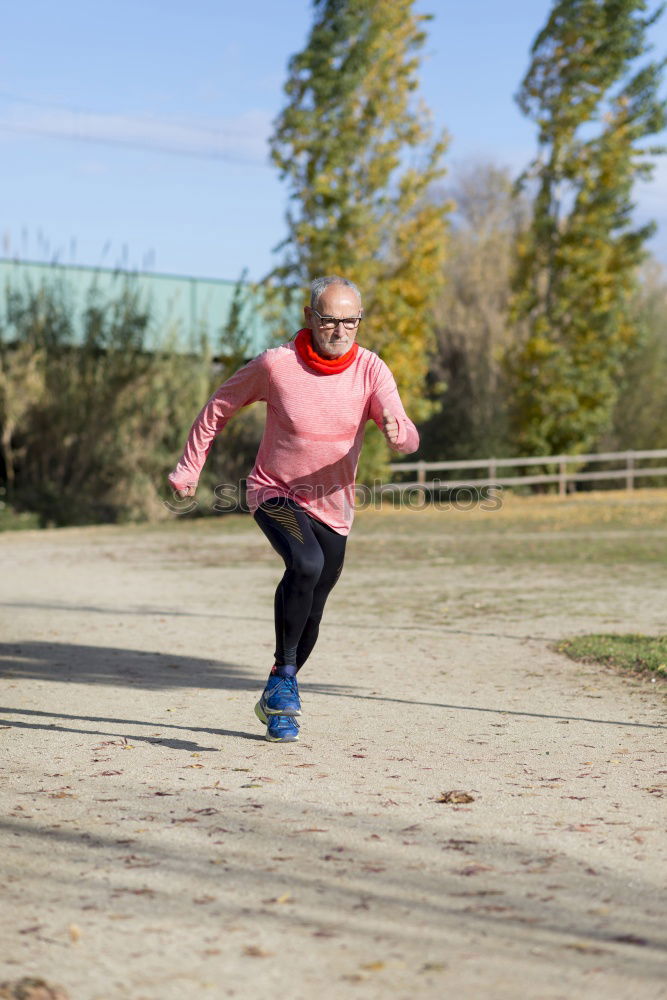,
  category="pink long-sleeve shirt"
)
[168,338,419,534]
